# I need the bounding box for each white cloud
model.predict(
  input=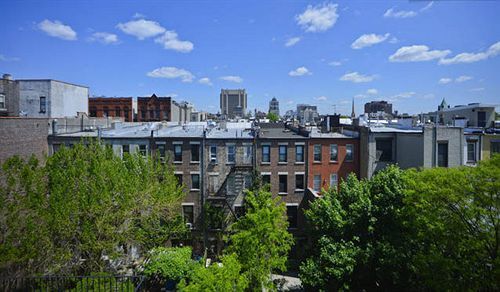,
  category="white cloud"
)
[146,66,195,82]
[455,75,473,83]
[0,54,20,62]
[198,77,213,86]
[220,76,243,83]
[351,33,390,49]
[439,41,500,65]
[340,72,375,83]
[389,45,450,62]
[38,19,77,40]
[285,37,301,47]
[438,78,452,84]
[389,36,399,44]
[328,60,342,66]
[289,66,312,77]
[286,100,295,105]
[89,32,119,44]
[387,91,416,102]
[117,19,165,40]
[470,87,485,92]
[383,8,417,19]
[366,88,378,95]
[296,3,339,33]
[420,2,434,12]
[315,96,328,101]
[154,31,194,53]
[133,13,145,19]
